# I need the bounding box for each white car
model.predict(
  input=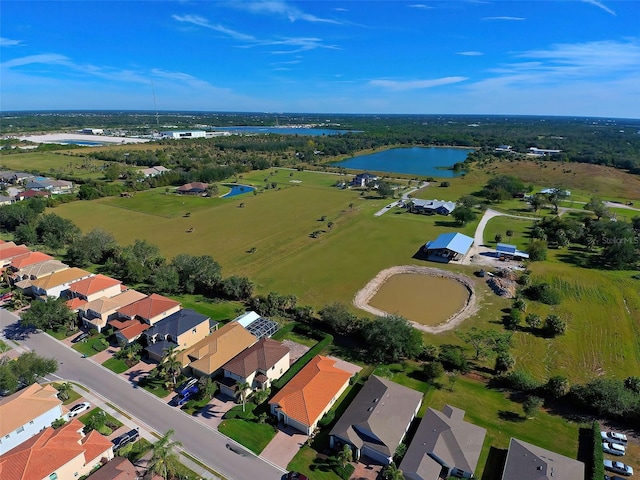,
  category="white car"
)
[68,402,91,417]
[601,431,628,445]
[604,460,633,476]
[603,442,626,456]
